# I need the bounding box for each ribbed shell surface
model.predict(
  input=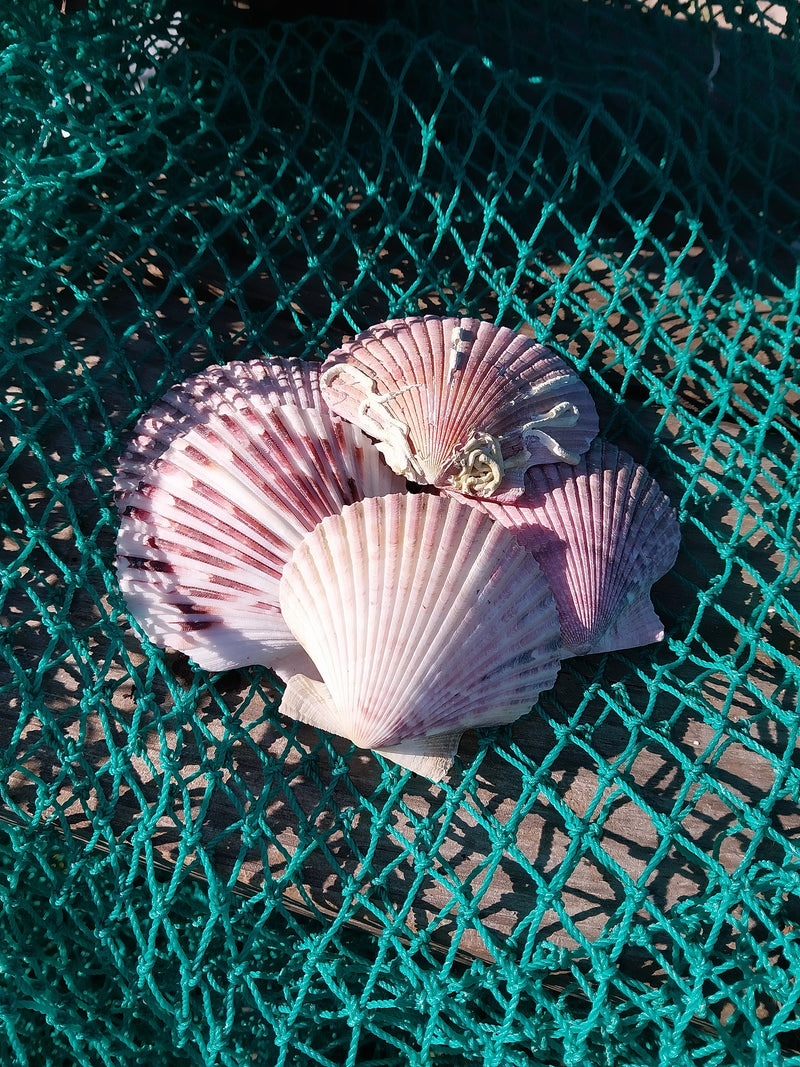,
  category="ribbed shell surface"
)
[278,492,562,757]
[459,441,681,655]
[319,316,598,500]
[115,358,404,675]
